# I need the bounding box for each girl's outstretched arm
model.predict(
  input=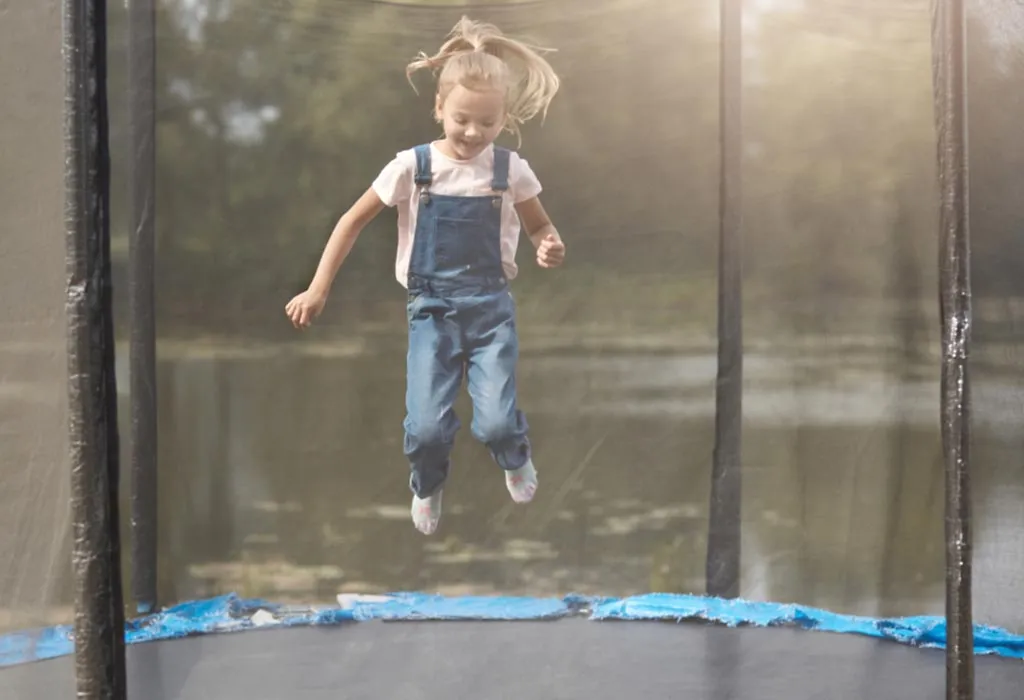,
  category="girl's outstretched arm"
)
[286,187,385,328]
